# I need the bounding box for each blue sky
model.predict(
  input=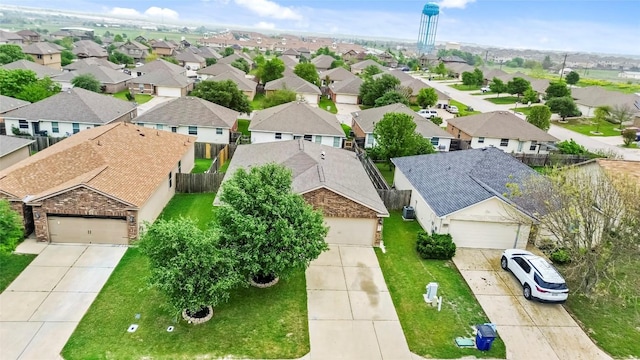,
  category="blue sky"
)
[4,0,639,55]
